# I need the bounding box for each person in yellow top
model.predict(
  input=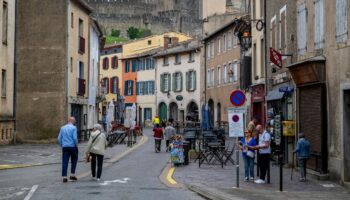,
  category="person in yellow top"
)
[153,115,160,128]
